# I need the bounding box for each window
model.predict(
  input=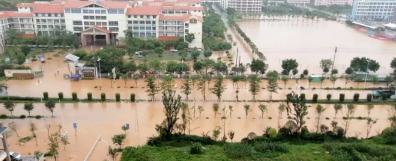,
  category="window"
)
[128,15,131,18]
[101,10,106,14]
[73,27,83,31]
[134,15,138,18]
[109,21,118,26]
[37,25,41,28]
[140,27,145,30]
[73,21,82,25]
[83,9,89,13]
[133,27,138,30]
[48,19,53,23]
[61,20,65,23]
[153,27,156,30]
[153,15,157,18]
[139,21,144,24]
[96,22,102,25]
[42,25,47,28]
[61,25,66,29]
[102,22,107,26]
[118,10,124,14]
[90,22,95,25]
[140,15,144,18]
[108,9,117,14]
[65,9,71,13]
[36,19,40,23]
[84,21,89,25]
[152,21,156,24]
[133,21,138,24]
[109,27,119,31]
[54,20,59,23]
[84,16,89,19]
[128,21,132,24]
[146,27,151,30]
[146,21,151,24]
[42,19,46,23]
[146,15,151,18]
[71,9,81,13]
[49,25,53,29]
